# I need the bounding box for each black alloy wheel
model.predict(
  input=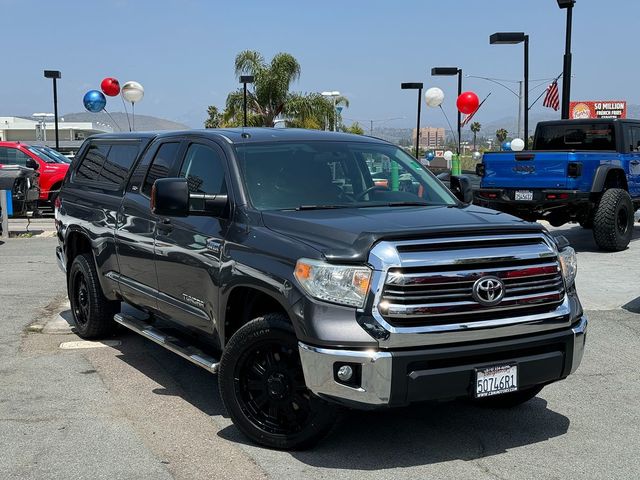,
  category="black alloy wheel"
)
[219,314,338,450]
